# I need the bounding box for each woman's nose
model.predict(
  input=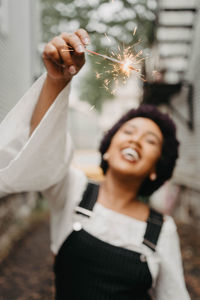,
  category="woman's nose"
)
[129,133,142,146]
